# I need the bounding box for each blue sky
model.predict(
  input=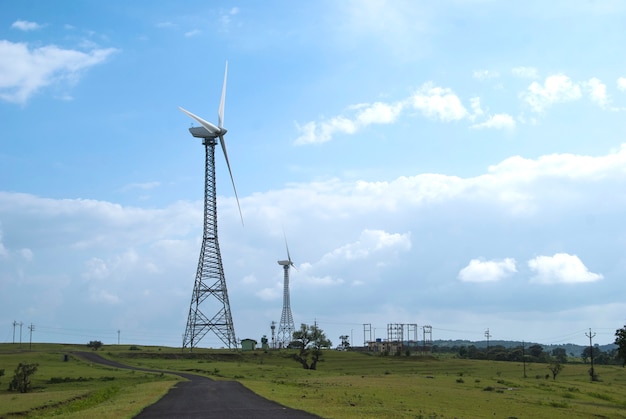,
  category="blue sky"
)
[2,0,626,348]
